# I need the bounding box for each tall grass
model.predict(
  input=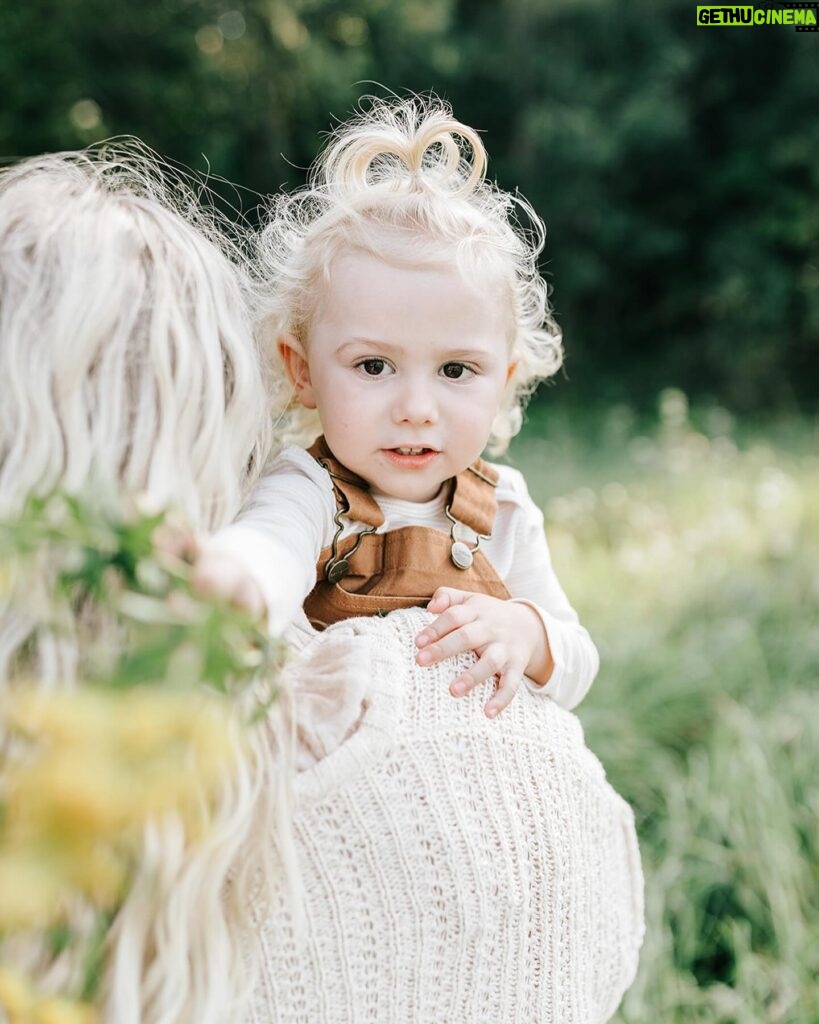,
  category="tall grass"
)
[509,392,819,1023]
